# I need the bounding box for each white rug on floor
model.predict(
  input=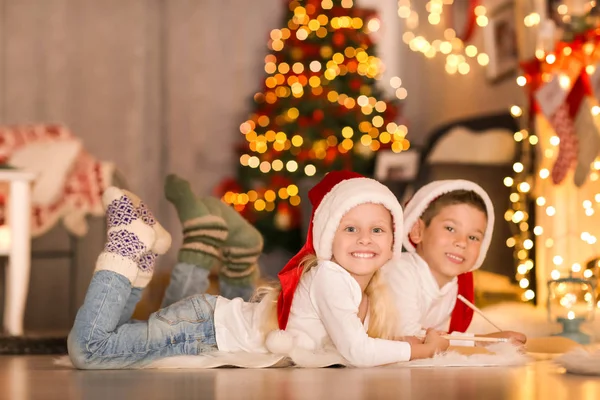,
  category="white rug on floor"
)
[555,347,600,375]
[392,342,529,368]
[55,342,528,369]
